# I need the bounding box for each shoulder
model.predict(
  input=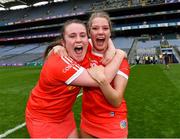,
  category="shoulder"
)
[118,58,130,77]
[120,58,130,69]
